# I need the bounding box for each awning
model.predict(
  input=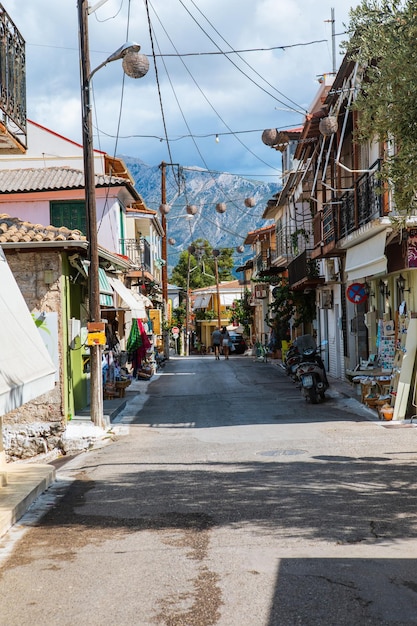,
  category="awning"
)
[220,293,237,306]
[0,249,56,415]
[193,294,211,308]
[107,276,147,319]
[345,231,387,281]
[81,260,115,307]
[98,267,113,306]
